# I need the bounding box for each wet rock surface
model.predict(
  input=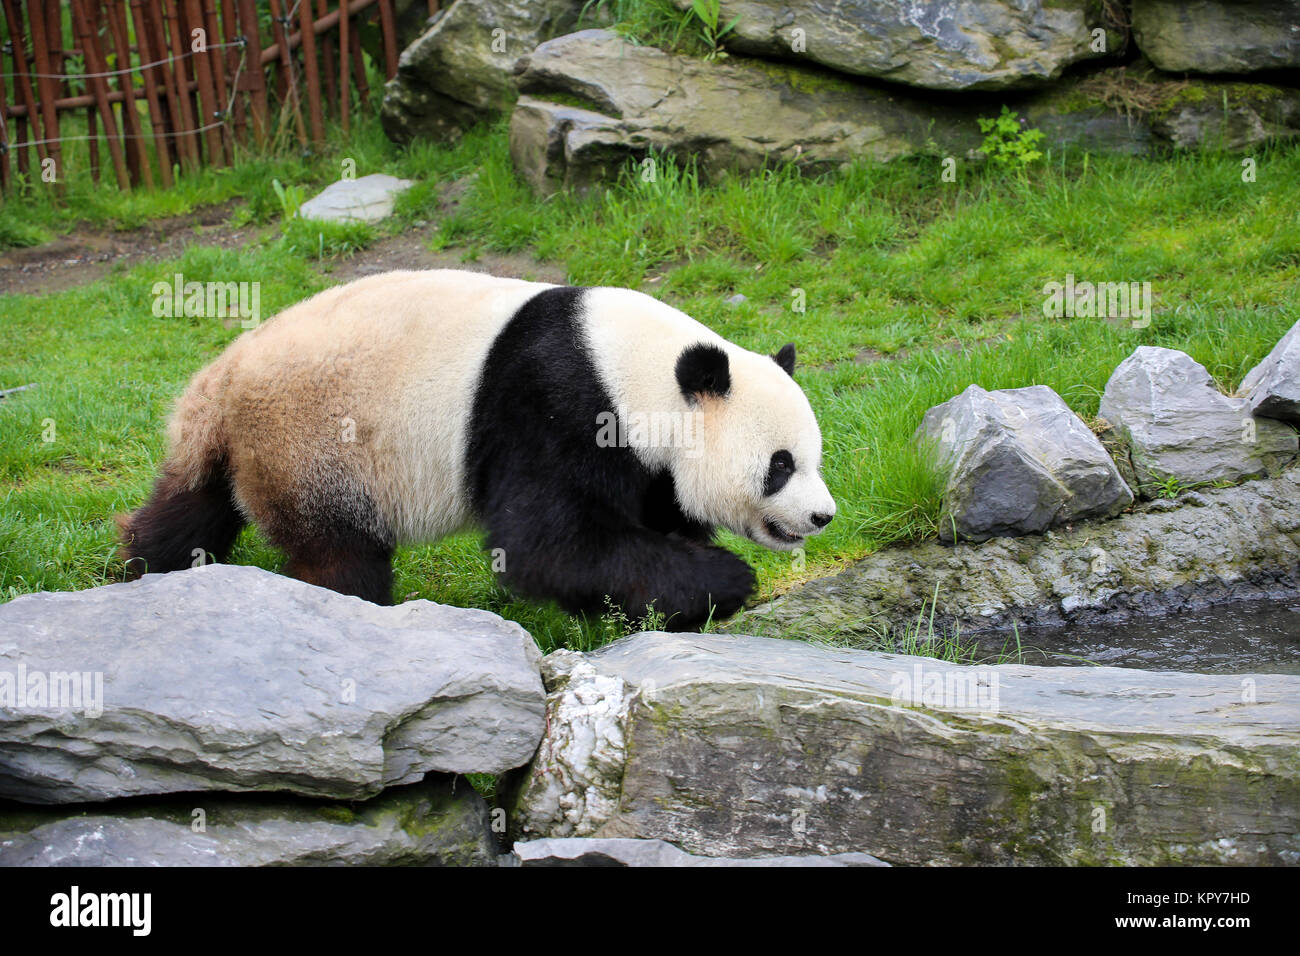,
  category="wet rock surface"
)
[728,463,1300,639]
[508,836,888,866]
